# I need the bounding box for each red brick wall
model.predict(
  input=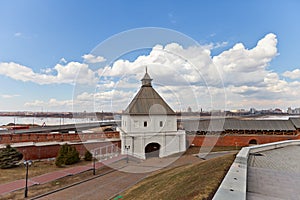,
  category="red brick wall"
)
[0,132,120,144]
[187,134,300,147]
[15,141,121,160]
